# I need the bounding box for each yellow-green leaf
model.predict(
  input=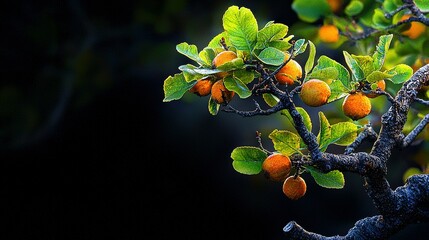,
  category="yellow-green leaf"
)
[306,166,345,189]
[163,73,196,102]
[231,146,267,175]
[223,6,258,52]
[269,129,301,156]
[317,112,331,152]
